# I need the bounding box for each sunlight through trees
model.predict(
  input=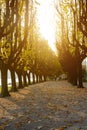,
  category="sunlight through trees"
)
[0,0,87,97]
